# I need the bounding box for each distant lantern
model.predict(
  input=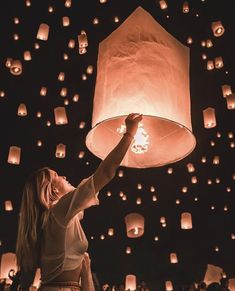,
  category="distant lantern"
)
[126,246,132,254]
[222,85,232,97]
[187,163,195,173]
[36,23,49,41]
[108,228,114,236]
[118,170,124,177]
[165,281,174,291]
[68,39,75,48]
[229,279,235,291]
[213,155,220,165]
[5,200,13,211]
[211,21,225,37]
[62,16,70,26]
[24,51,32,61]
[226,94,235,110]
[207,60,214,70]
[201,40,206,47]
[78,151,85,159]
[125,213,144,238]
[60,87,67,97]
[55,144,66,158]
[160,216,166,224]
[206,39,213,48]
[54,107,68,125]
[0,253,17,283]
[170,253,178,264]
[125,274,136,291]
[34,43,40,49]
[40,87,47,96]
[114,16,119,23]
[187,36,193,44]
[191,176,197,184]
[8,146,21,165]
[5,57,12,68]
[10,60,22,75]
[202,54,207,60]
[85,7,196,168]
[159,0,167,9]
[214,57,223,69]
[183,1,189,13]
[65,0,72,7]
[86,65,93,74]
[181,212,192,229]
[17,103,27,116]
[203,107,216,128]
[58,72,65,81]
[78,31,88,49]
[93,18,99,25]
